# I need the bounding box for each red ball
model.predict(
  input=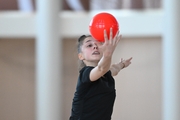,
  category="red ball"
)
[89,12,119,42]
